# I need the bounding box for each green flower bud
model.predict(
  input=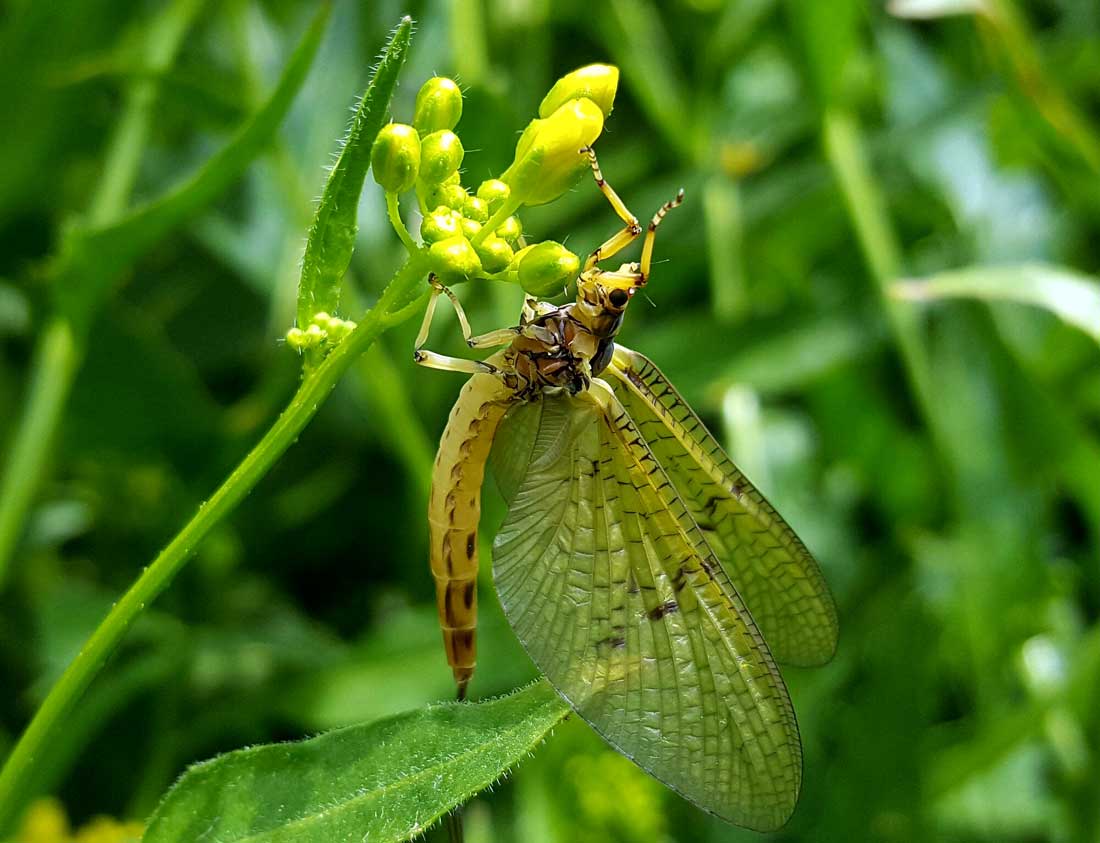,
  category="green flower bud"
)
[286,327,306,350]
[413,76,463,133]
[460,216,482,239]
[370,123,421,193]
[500,98,604,206]
[539,64,619,119]
[420,206,462,243]
[419,130,464,184]
[418,176,466,211]
[517,240,580,297]
[305,323,326,343]
[476,179,511,213]
[496,215,523,245]
[463,196,489,223]
[429,236,482,283]
[475,235,514,274]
